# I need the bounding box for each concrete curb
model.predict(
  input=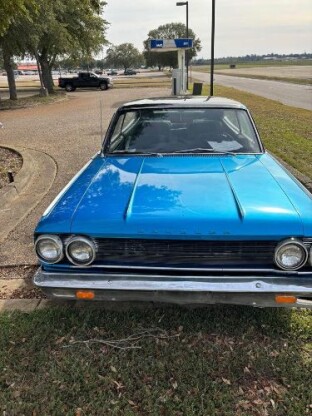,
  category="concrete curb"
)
[0,277,70,312]
[0,145,57,243]
[0,299,41,312]
[0,298,168,312]
[0,299,74,312]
